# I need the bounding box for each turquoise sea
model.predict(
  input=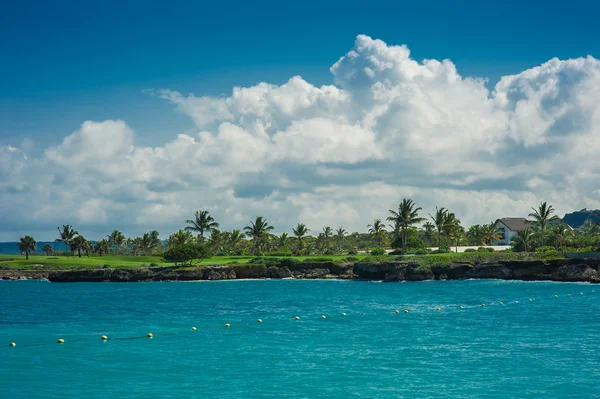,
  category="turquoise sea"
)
[1,279,599,398]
